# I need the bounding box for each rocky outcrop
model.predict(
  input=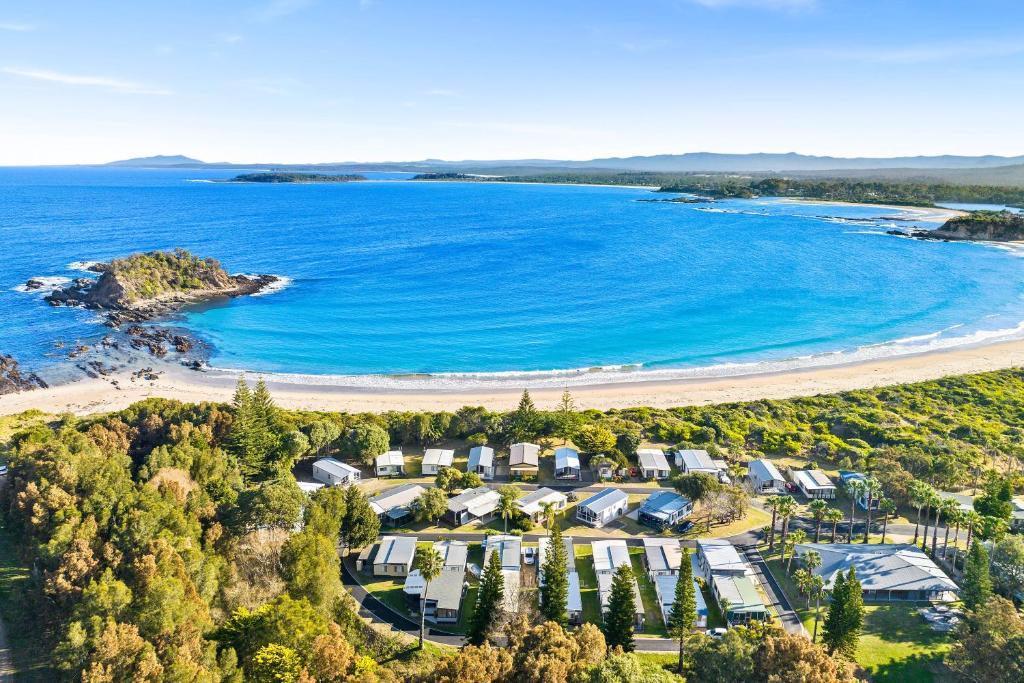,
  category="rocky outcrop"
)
[40,250,280,326]
[0,355,47,395]
[895,210,1024,242]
